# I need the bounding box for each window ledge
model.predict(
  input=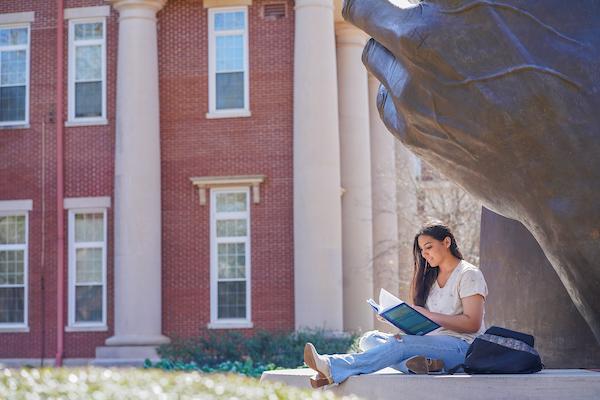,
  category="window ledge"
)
[204,0,252,8]
[190,175,266,205]
[0,124,30,130]
[0,12,35,24]
[65,325,108,332]
[65,118,108,127]
[0,326,30,333]
[207,321,253,329]
[205,110,251,119]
